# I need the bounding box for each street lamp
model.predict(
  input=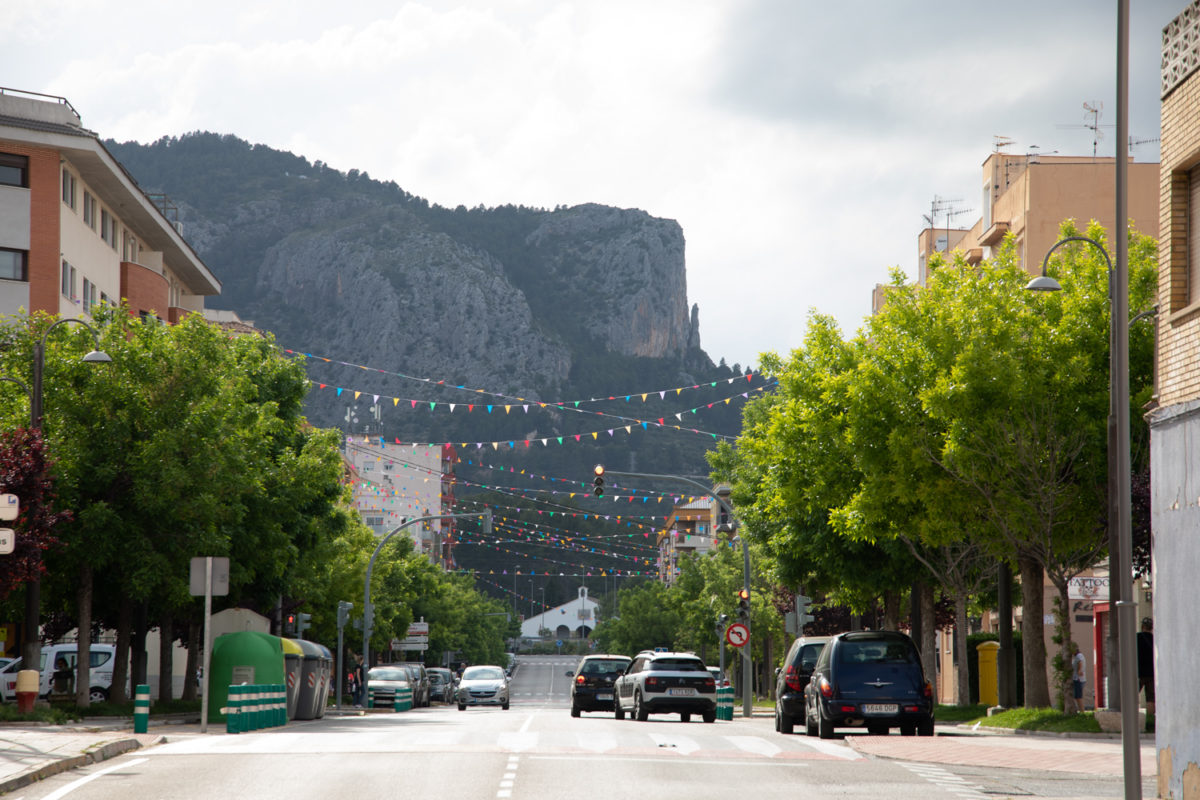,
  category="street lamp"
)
[7,318,111,672]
